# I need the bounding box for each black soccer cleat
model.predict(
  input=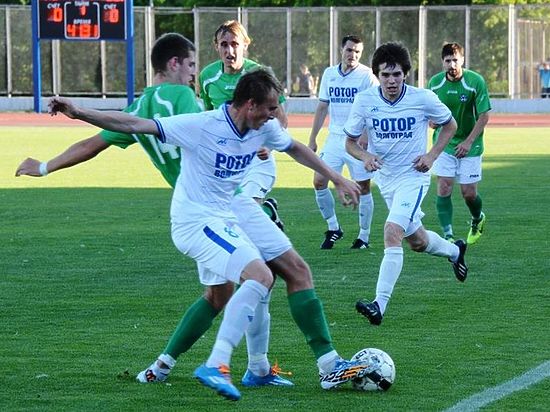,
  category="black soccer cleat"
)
[320,228,343,249]
[263,197,284,232]
[351,238,369,249]
[356,300,383,325]
[450,239,468,282]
